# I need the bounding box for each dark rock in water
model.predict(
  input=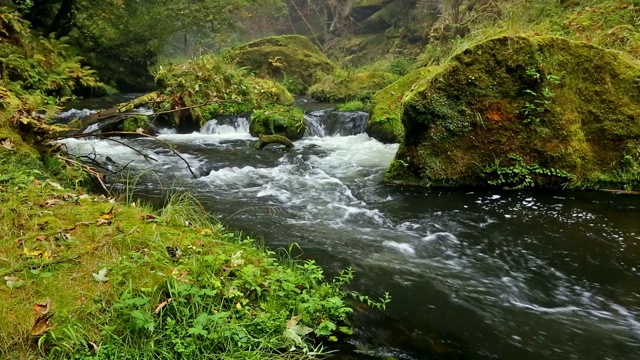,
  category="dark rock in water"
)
[389,35,640,191]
